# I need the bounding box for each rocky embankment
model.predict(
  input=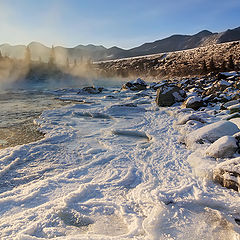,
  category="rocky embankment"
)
[95,41,240,79]
[120,72,240,194]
